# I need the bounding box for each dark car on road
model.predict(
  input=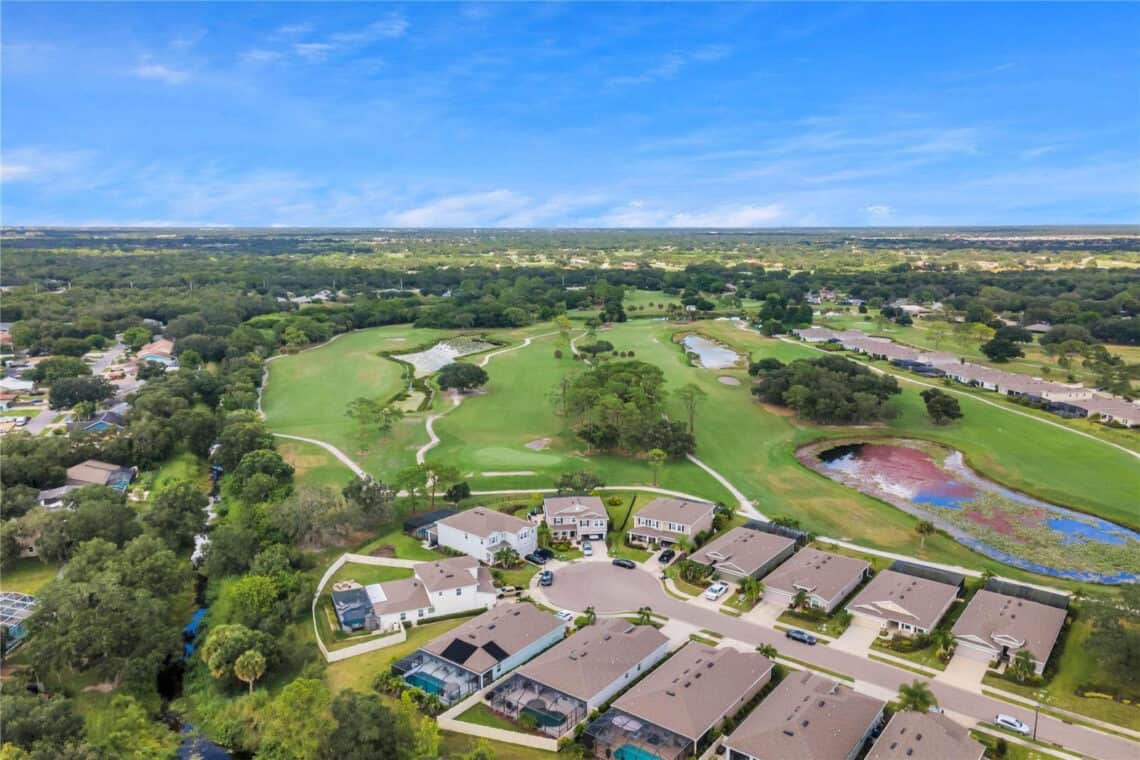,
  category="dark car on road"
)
[535,547,555,561]
[657,549,676,564]
[785,629,817,645]
[539,570,554,586]
[612,558,636,569]
[525,552,547,566]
